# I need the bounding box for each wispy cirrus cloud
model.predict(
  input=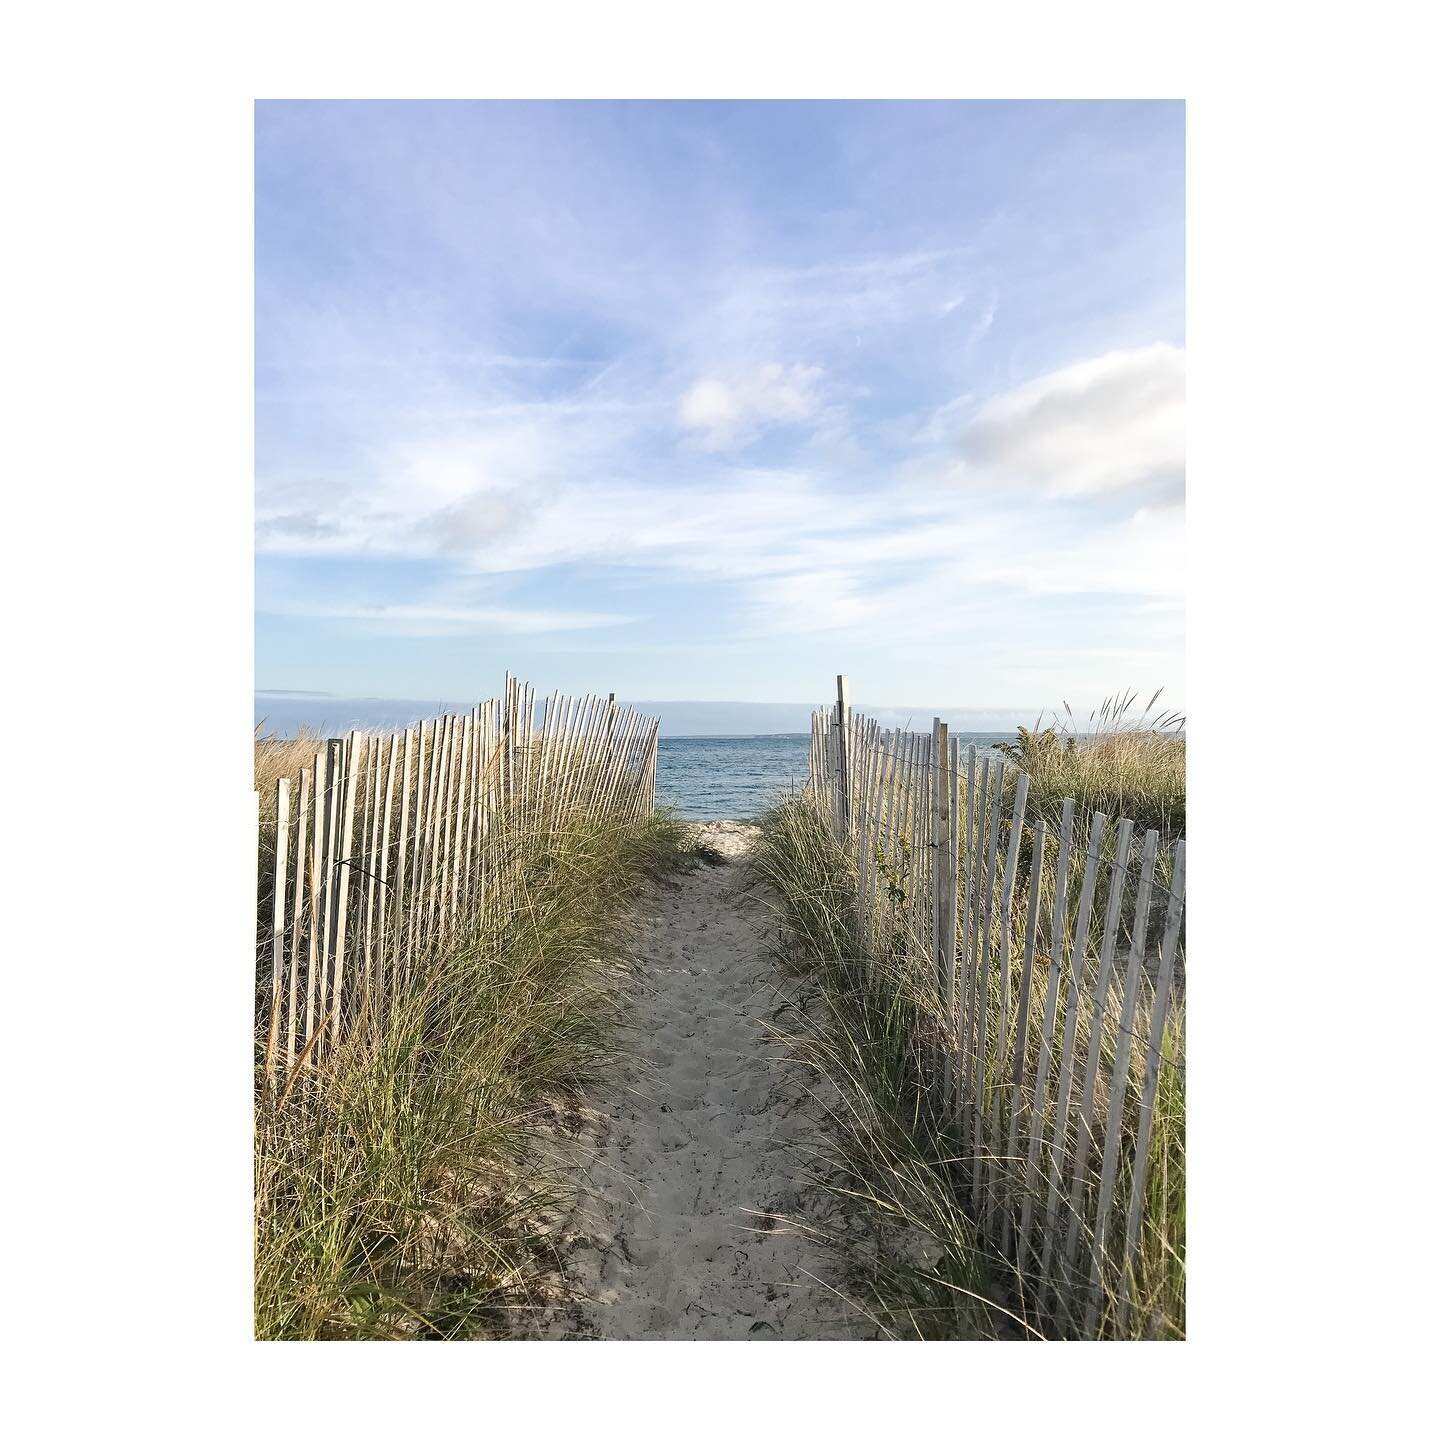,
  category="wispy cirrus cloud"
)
[257,347,1187,622]
[259,598,634,638]
[257,101,1185,704]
